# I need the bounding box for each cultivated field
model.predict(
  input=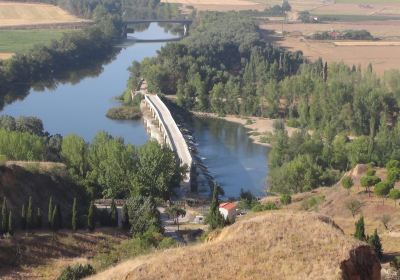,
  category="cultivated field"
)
[0,2,87,28]
[161,0,264,11]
